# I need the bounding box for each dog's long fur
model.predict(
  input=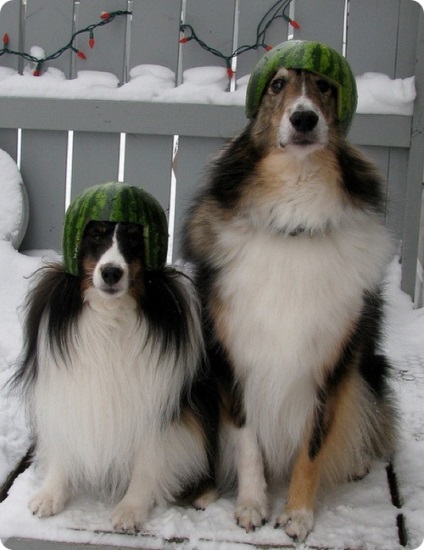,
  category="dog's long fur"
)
[13,220,217,533]
[183,68,398,540]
